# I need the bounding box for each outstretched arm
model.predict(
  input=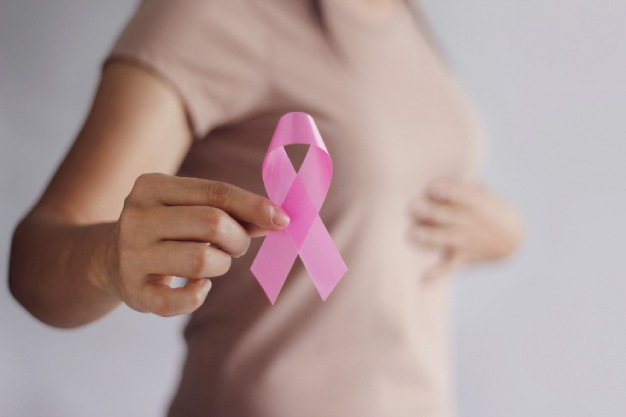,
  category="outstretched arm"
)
[9,62,288,328]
